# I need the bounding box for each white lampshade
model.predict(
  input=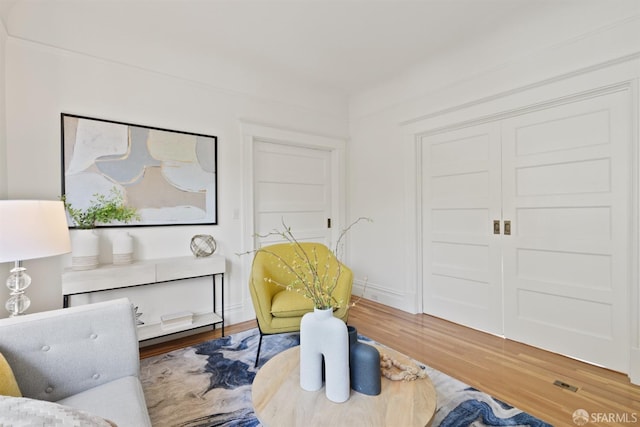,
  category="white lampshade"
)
[0,200,71,263]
